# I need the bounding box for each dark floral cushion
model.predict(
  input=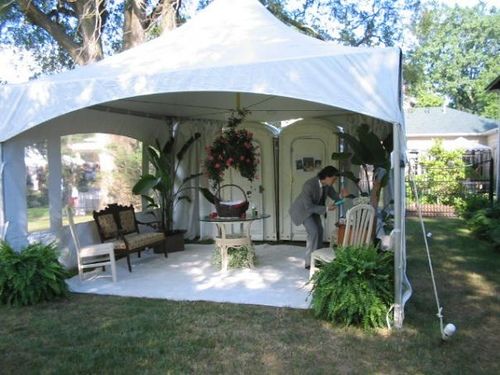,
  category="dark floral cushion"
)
[97,214,118,239]
[119,210,136,234]
[124,232,165,249]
